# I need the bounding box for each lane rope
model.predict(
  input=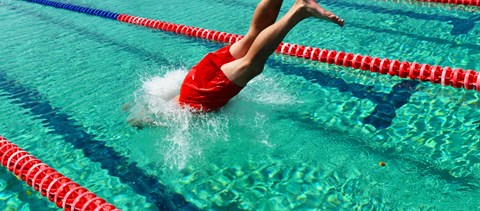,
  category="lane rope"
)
[377,0,479,12]
[418,0,480,7]
[24,0,480,92]
[0,136,119,211]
